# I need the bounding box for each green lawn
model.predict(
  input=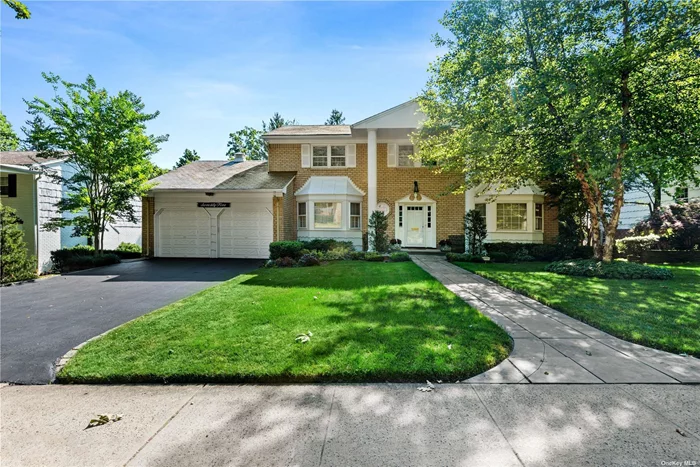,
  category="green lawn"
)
[59,261,511,383]
[456,262,700,356]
